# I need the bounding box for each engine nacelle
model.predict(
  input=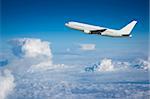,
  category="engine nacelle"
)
[84,30,90,34]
